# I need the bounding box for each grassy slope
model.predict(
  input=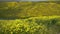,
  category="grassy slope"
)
[0,16,60,34]
[0,2,60,18]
